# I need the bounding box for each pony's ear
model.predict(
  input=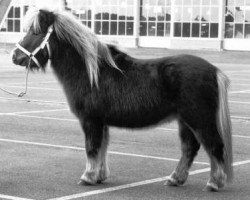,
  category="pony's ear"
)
[38,9,55,32]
